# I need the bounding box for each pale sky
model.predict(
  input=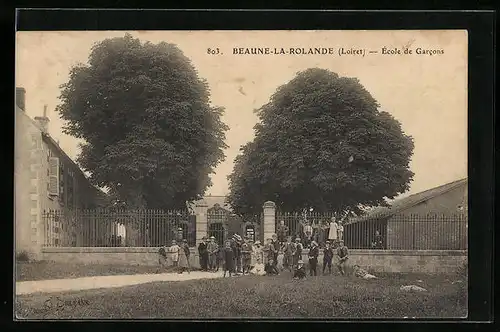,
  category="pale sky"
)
[16,30,467,198]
